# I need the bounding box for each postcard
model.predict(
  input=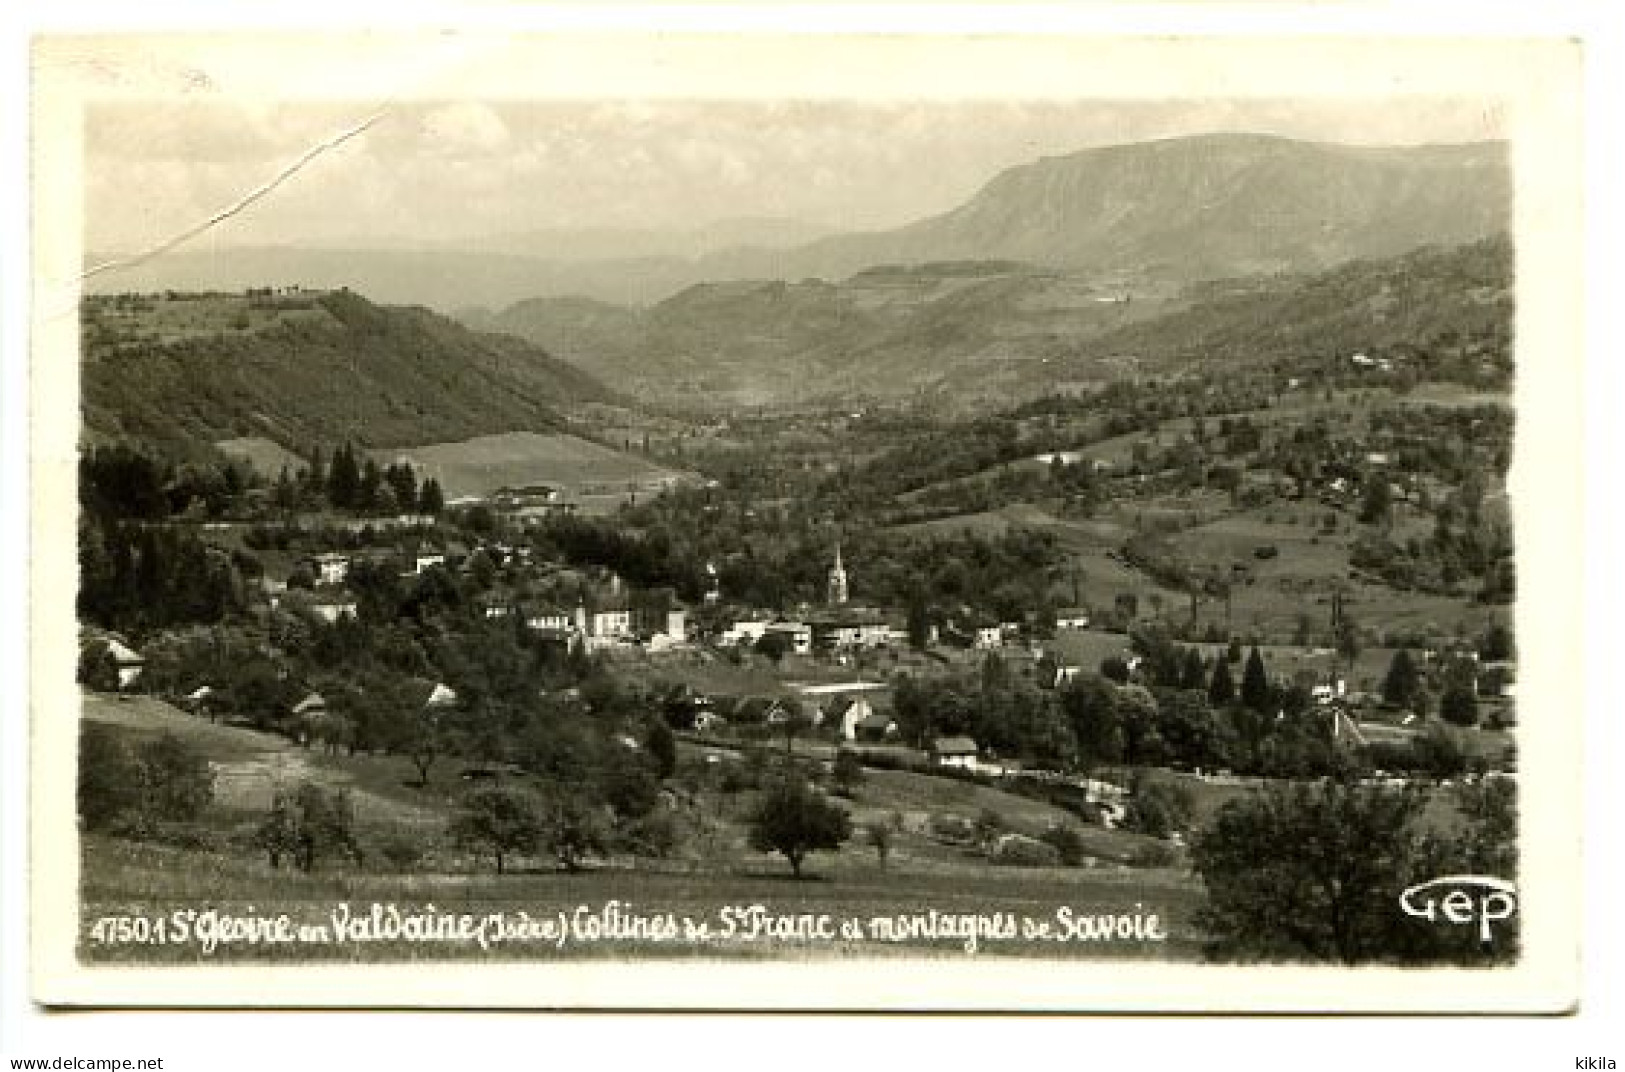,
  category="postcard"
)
[28,30,1584,1011]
